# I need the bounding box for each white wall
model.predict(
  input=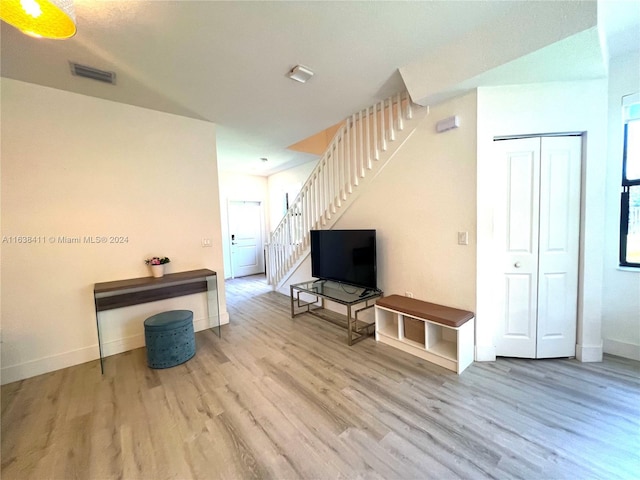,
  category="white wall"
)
[400,1,598,106]
[218,172,268,279]
[1,79,228,384]
[267,159,317,233]
[476,80,608,362]
[332,93,478,312]
[602,52,640,360]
